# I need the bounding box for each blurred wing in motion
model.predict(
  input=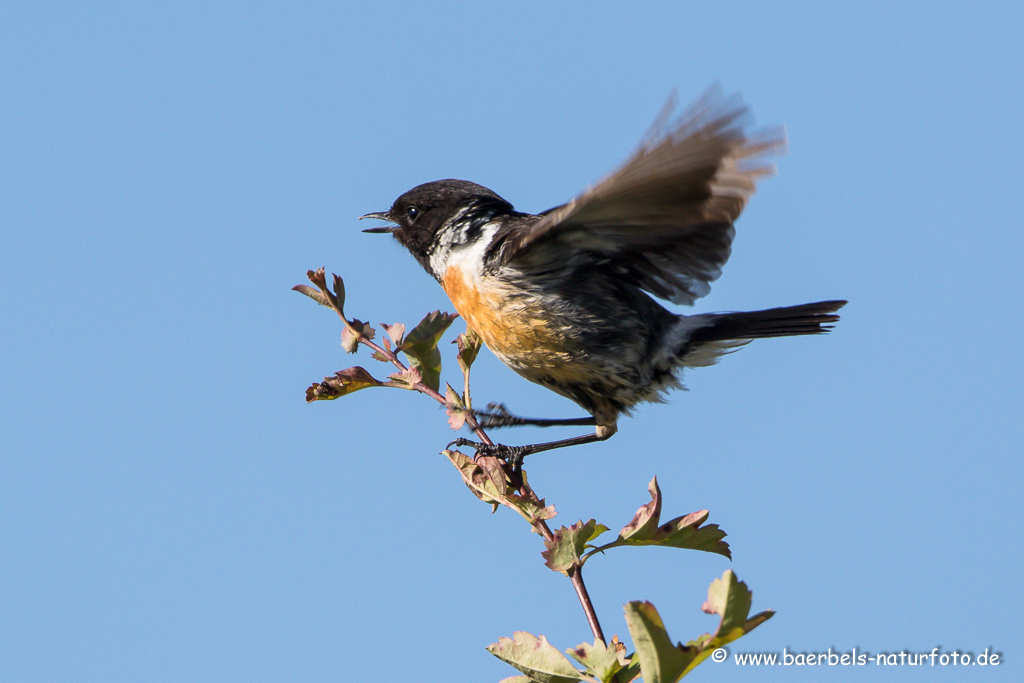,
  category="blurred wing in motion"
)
[498,86,786,305]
